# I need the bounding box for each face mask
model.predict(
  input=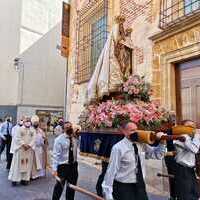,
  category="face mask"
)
[24,122,31,128]
[129,132,138,142]
[33,124,39,129]
[59,122,64,126]
[19,121,23,126]
[66,128,73,135]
